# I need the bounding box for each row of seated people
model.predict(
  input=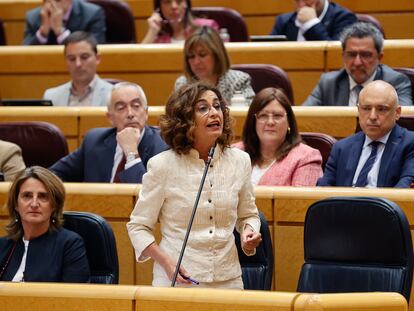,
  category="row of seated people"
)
[1,82,413,294]
[1,77,412,188]
[35,22,413,110]
[13,0,384,45]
